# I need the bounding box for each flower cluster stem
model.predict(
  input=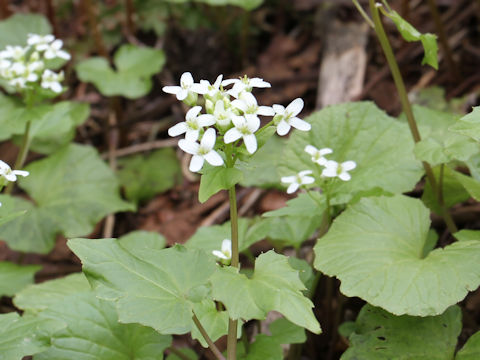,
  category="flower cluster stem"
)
[5,121,31,195]
[368,0,457,233]
[226,184,239,360]
[192,314,226,360]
